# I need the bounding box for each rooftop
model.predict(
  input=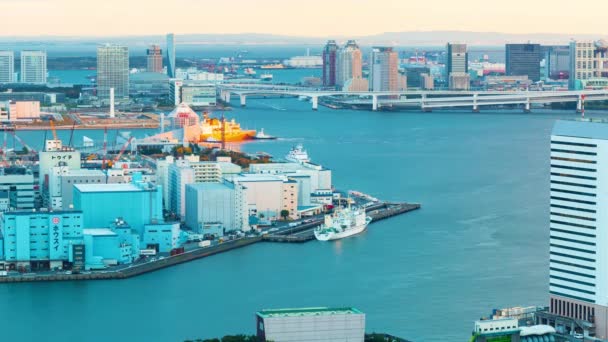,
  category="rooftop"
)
[553,118,608,140]
[187,182,235,191]
[83,228,117,237]
[74,183,151,193]
[256,307,363,319]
